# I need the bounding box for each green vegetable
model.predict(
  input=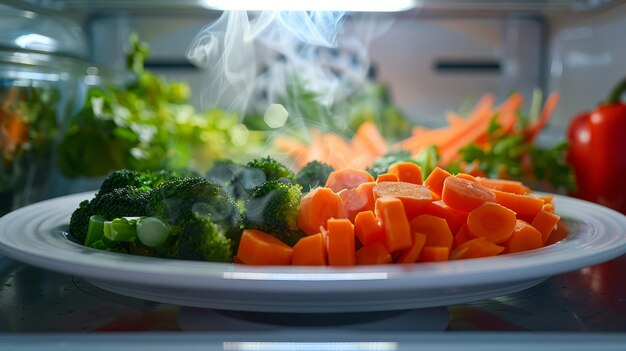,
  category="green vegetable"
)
[295,161,334,192]
[90,187,149,221]
[243,180,304,246]
[69,200,92,243]
[103,217,140,242]
[168,212,233,262]
[413,145,440,178]
[136,217,171,248]
[85,215,105,247]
